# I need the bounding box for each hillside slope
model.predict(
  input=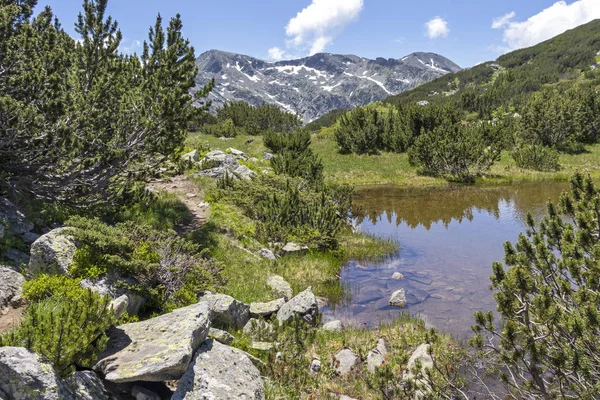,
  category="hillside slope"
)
[194,50,460,123]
